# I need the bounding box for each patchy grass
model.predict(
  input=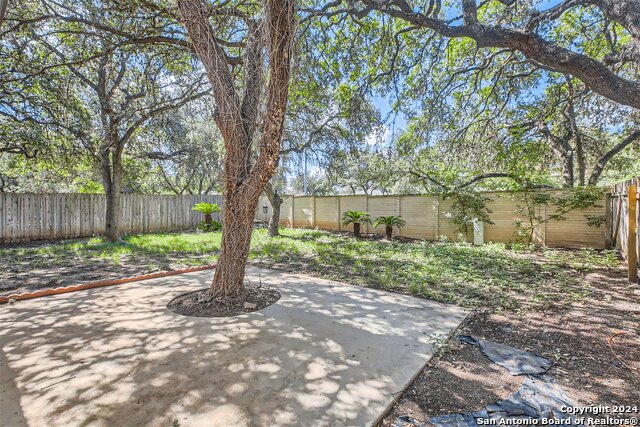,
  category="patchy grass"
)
[0,232,222,266]
[0,228,622,310]
[249,229,621,310]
